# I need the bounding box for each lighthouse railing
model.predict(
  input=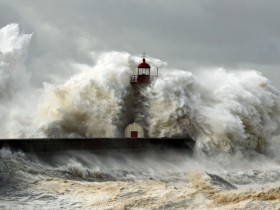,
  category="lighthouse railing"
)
[130,75,138,84]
